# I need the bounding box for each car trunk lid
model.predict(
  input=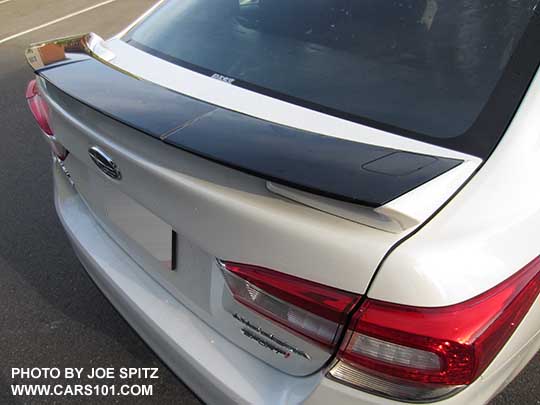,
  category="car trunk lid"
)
[27,34,477,377]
